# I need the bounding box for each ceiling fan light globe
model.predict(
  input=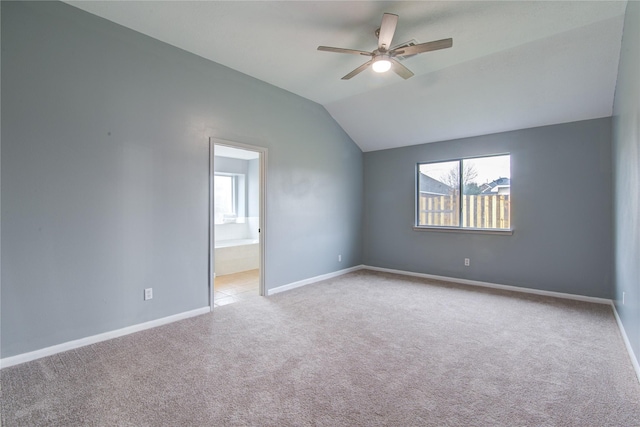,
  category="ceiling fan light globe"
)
[372,58,391,73]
